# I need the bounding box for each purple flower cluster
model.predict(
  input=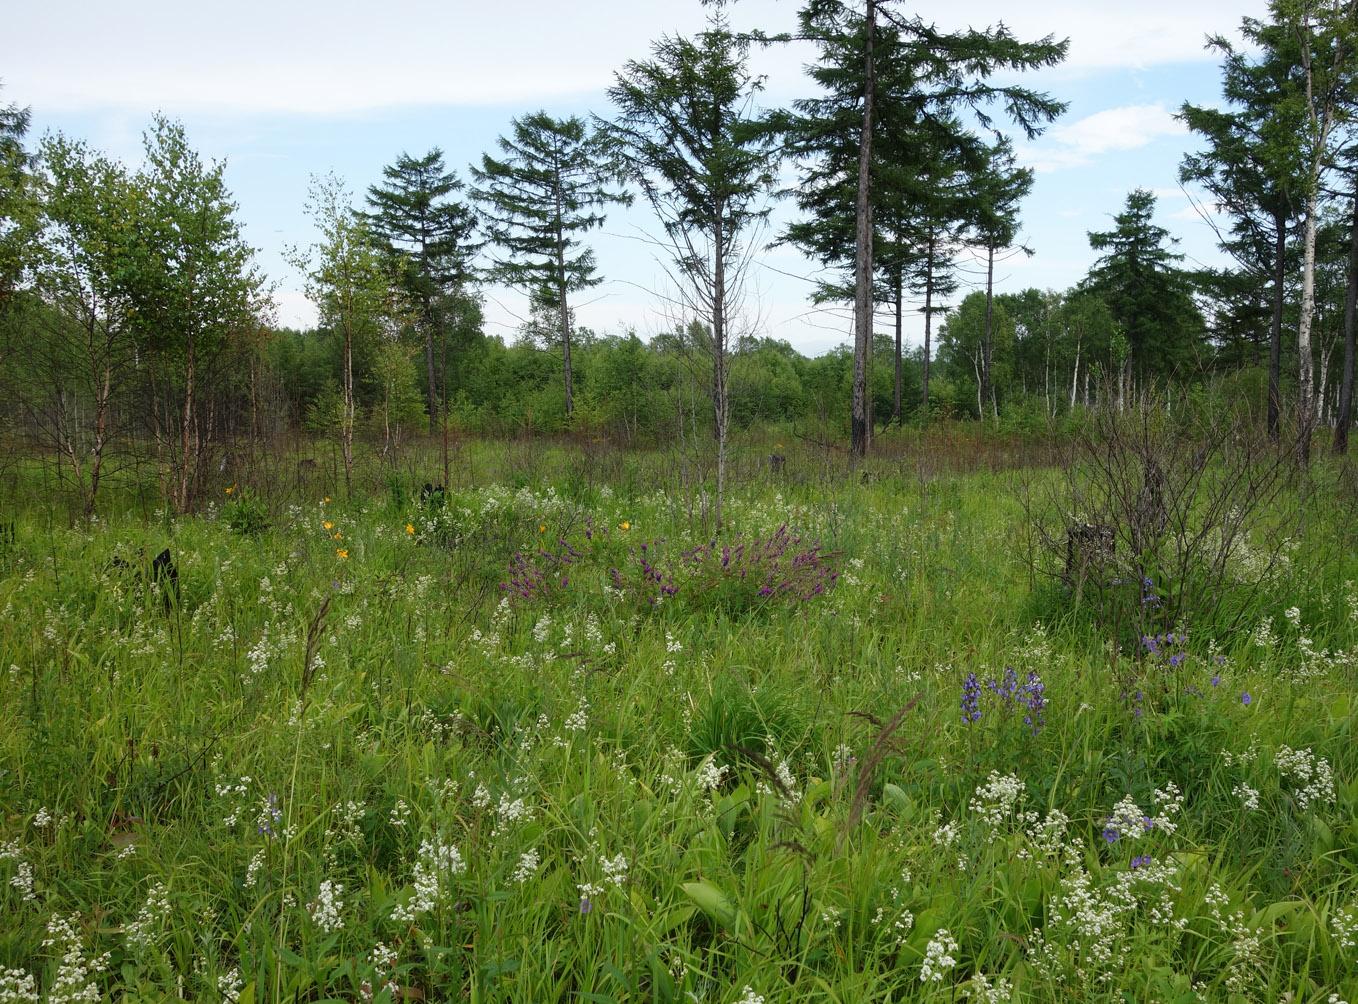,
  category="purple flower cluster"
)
[960,667,1046,733]
[1129,855,1153,869]
[501,522,837,614]
[1141,631,1186,668]
[960,672,982,723]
